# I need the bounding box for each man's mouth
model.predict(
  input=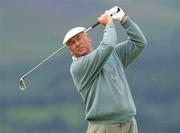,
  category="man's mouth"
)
[77,47,84,53]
